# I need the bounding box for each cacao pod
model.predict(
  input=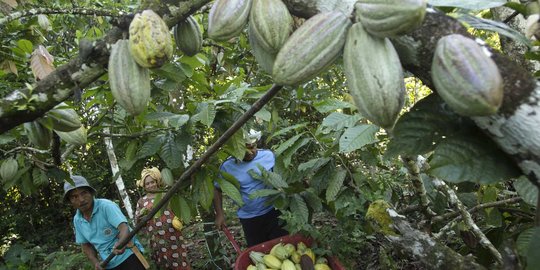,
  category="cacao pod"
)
[0,158,18,182]
[161,167,174,186]
[249,251,265,265]
[314,264,331,270]
[248,24,276,74]
[173,16,203,56]
[344,23,405,129]
[55,126,87,145]
[355,0,426,37]
[431,34,503,116]
[281,260,296,270]
[249,0,293,53]
[208,0,252,41]
[129,10,173,68]
[263,254,282,269]
[109,40,151,115]
[273,11,351,86]
[24,121,52,149]
[41,102,82,132]
[172,216,183,231]
[300,254,315,270]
